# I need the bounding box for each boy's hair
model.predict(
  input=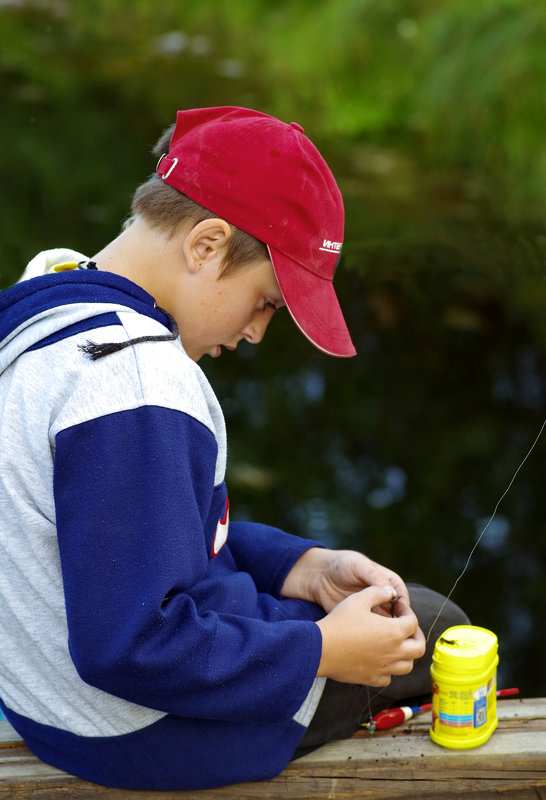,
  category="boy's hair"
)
[130,125,268,277]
